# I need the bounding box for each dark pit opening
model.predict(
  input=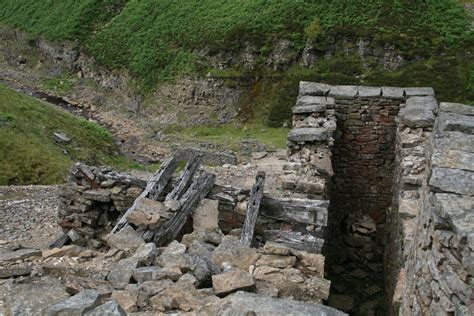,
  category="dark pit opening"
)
[324,97,402,315]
